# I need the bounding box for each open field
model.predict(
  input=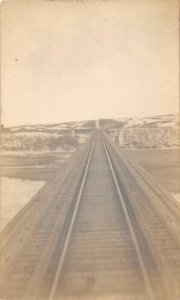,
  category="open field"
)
[0,151,72,181]
[122,149,180,193]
